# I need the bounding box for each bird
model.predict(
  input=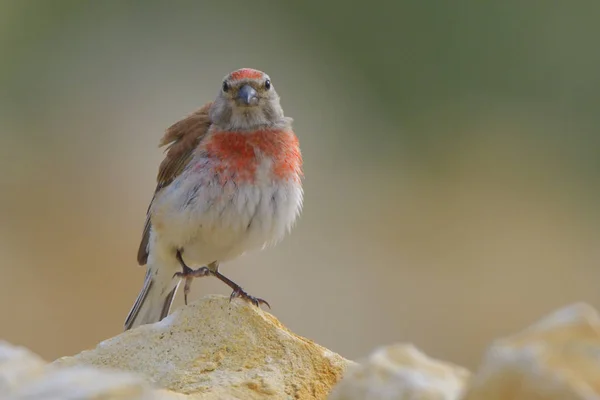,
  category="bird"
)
[124,68,303,331]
